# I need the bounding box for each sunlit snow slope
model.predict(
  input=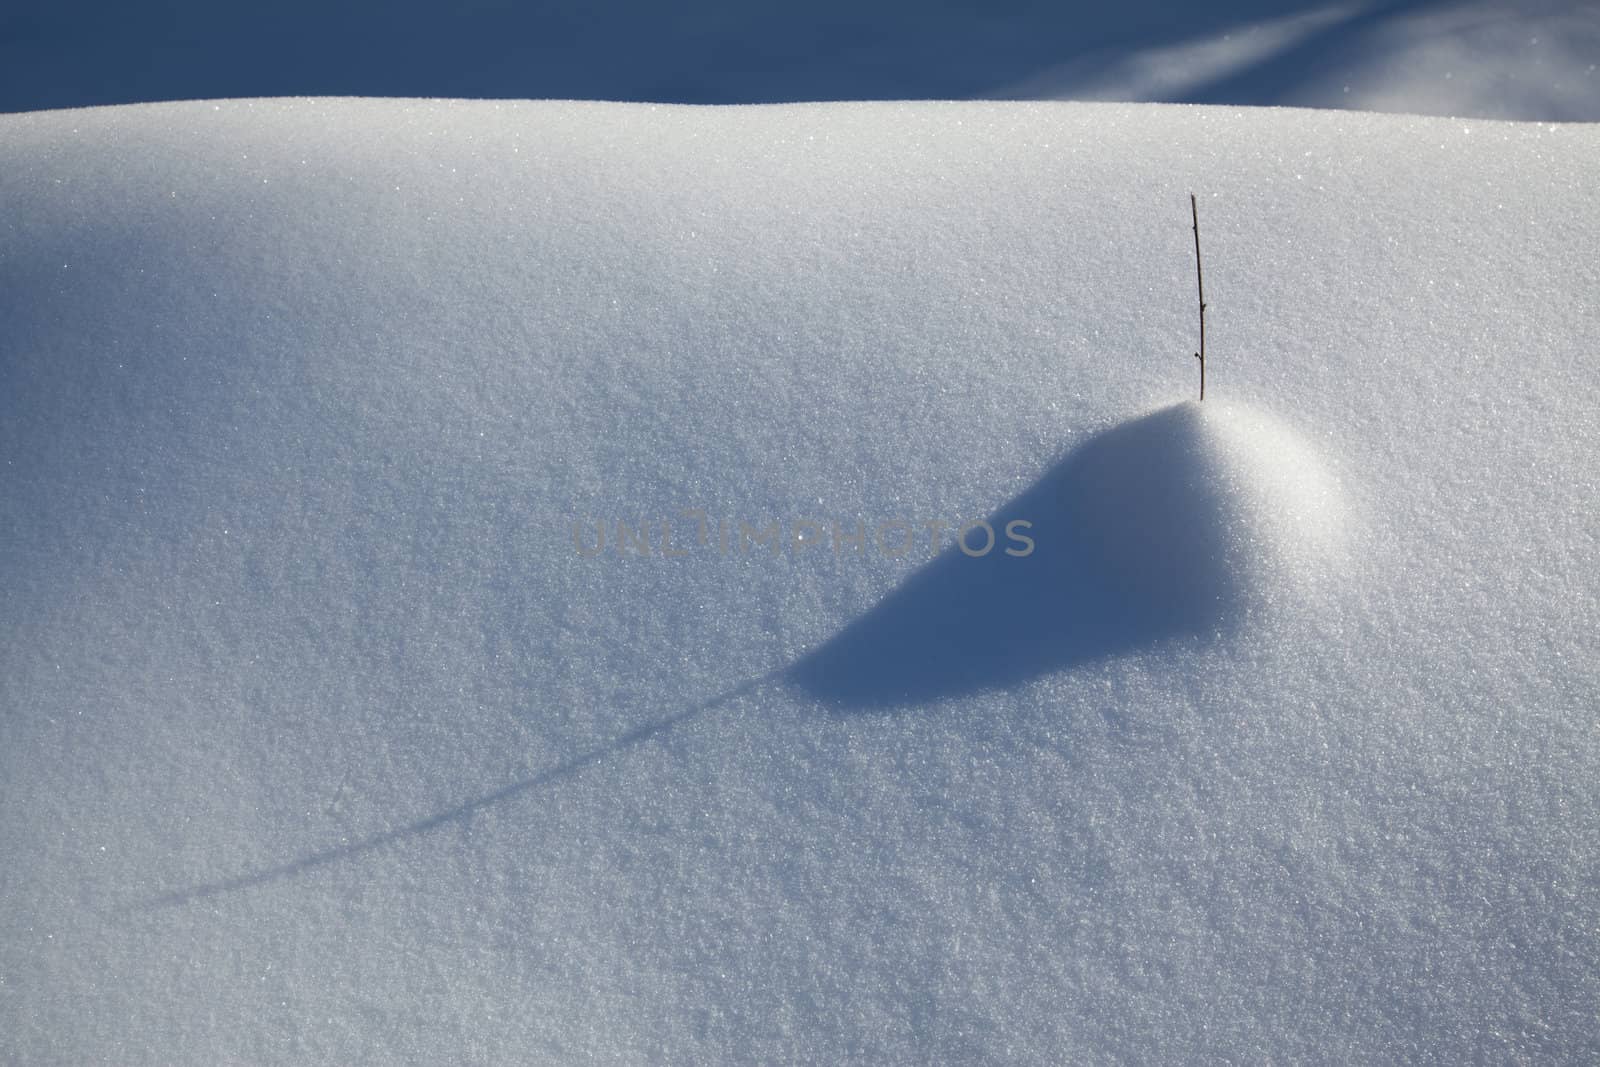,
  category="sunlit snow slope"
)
[3,99,1598,1063]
